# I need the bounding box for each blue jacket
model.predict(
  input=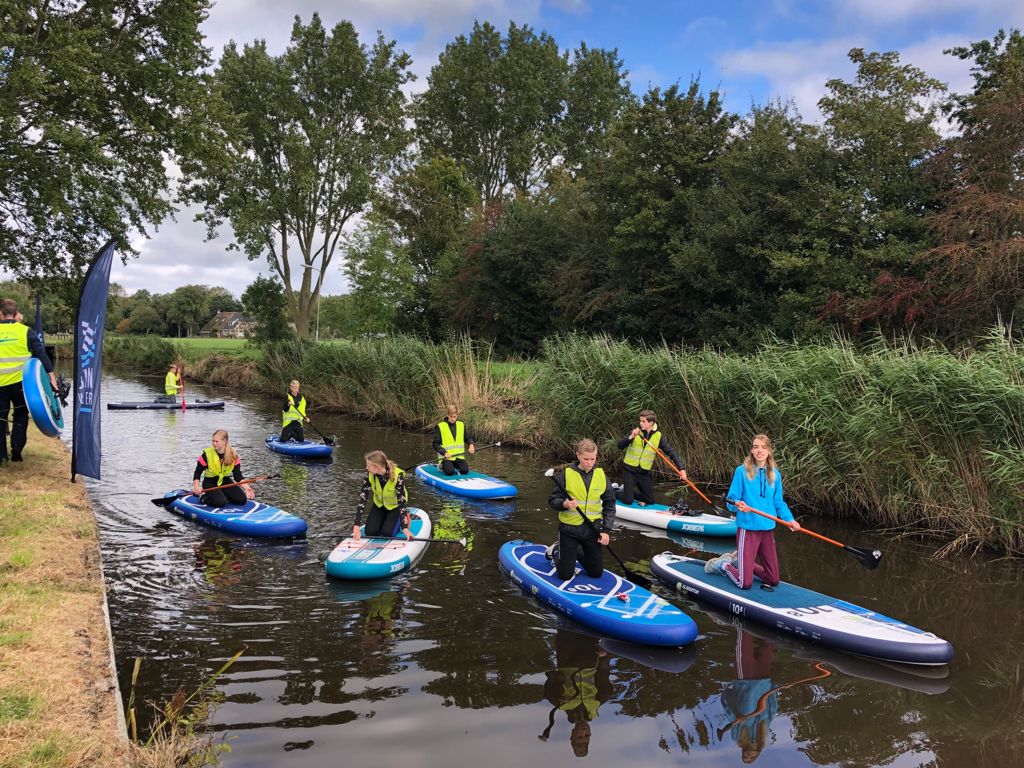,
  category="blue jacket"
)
[725,464,795,531]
